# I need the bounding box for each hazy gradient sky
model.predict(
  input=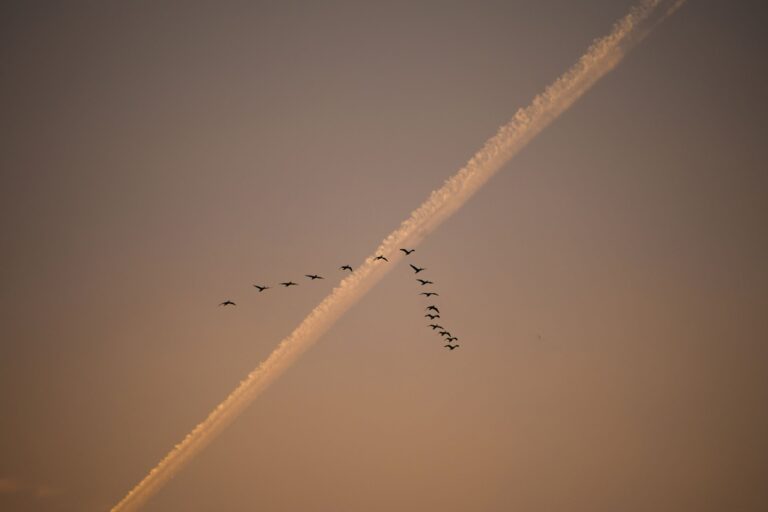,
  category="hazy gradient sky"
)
[2,1,767,511]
